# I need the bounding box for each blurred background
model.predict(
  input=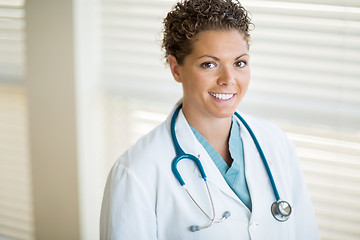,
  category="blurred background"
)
[0,0,359,239]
